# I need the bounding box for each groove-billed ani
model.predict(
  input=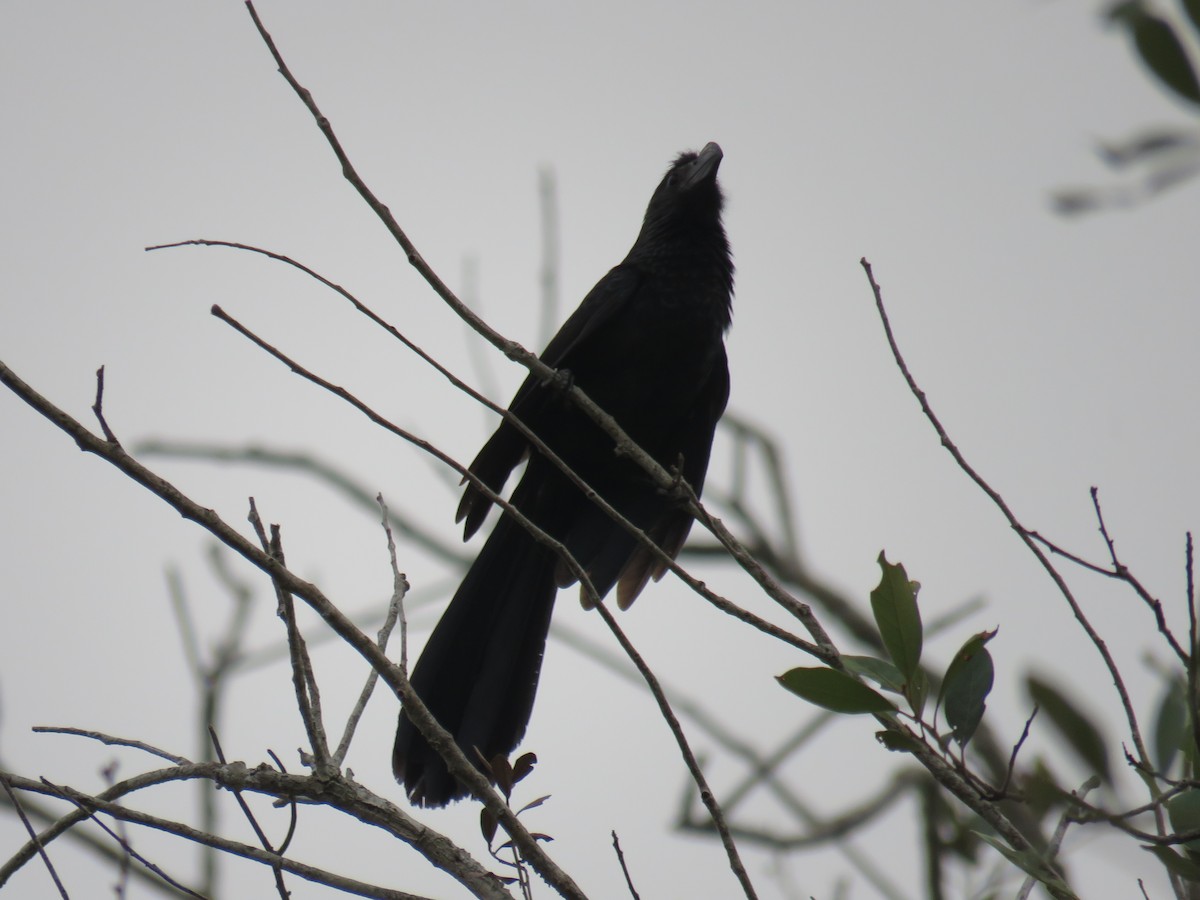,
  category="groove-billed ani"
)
[393,142,734,807]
